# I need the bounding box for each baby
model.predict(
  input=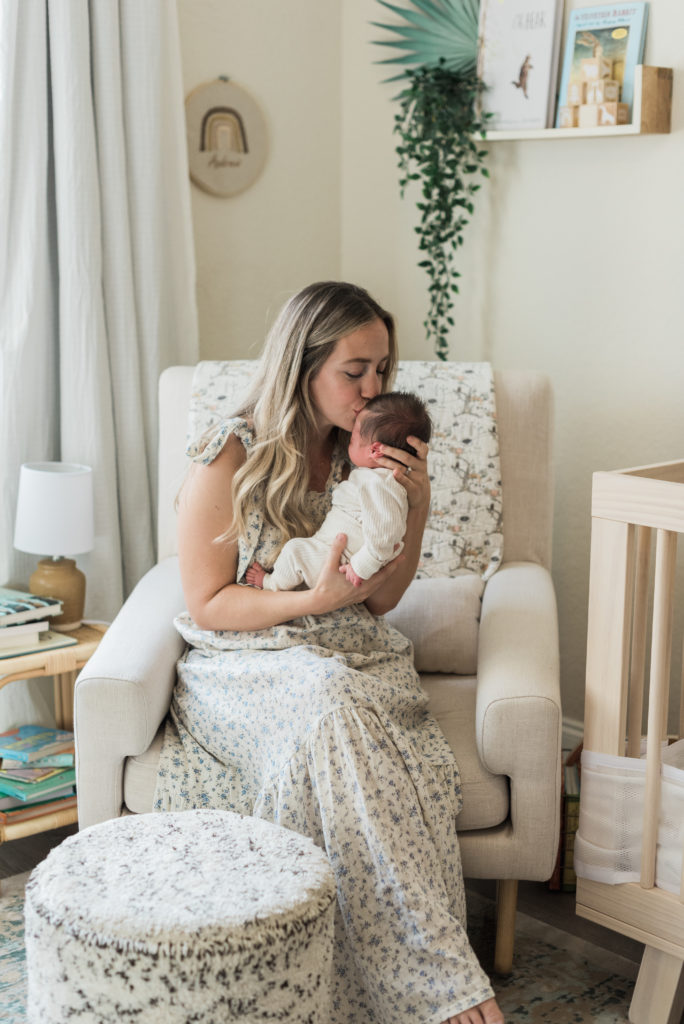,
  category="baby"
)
[246,391,432,591]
